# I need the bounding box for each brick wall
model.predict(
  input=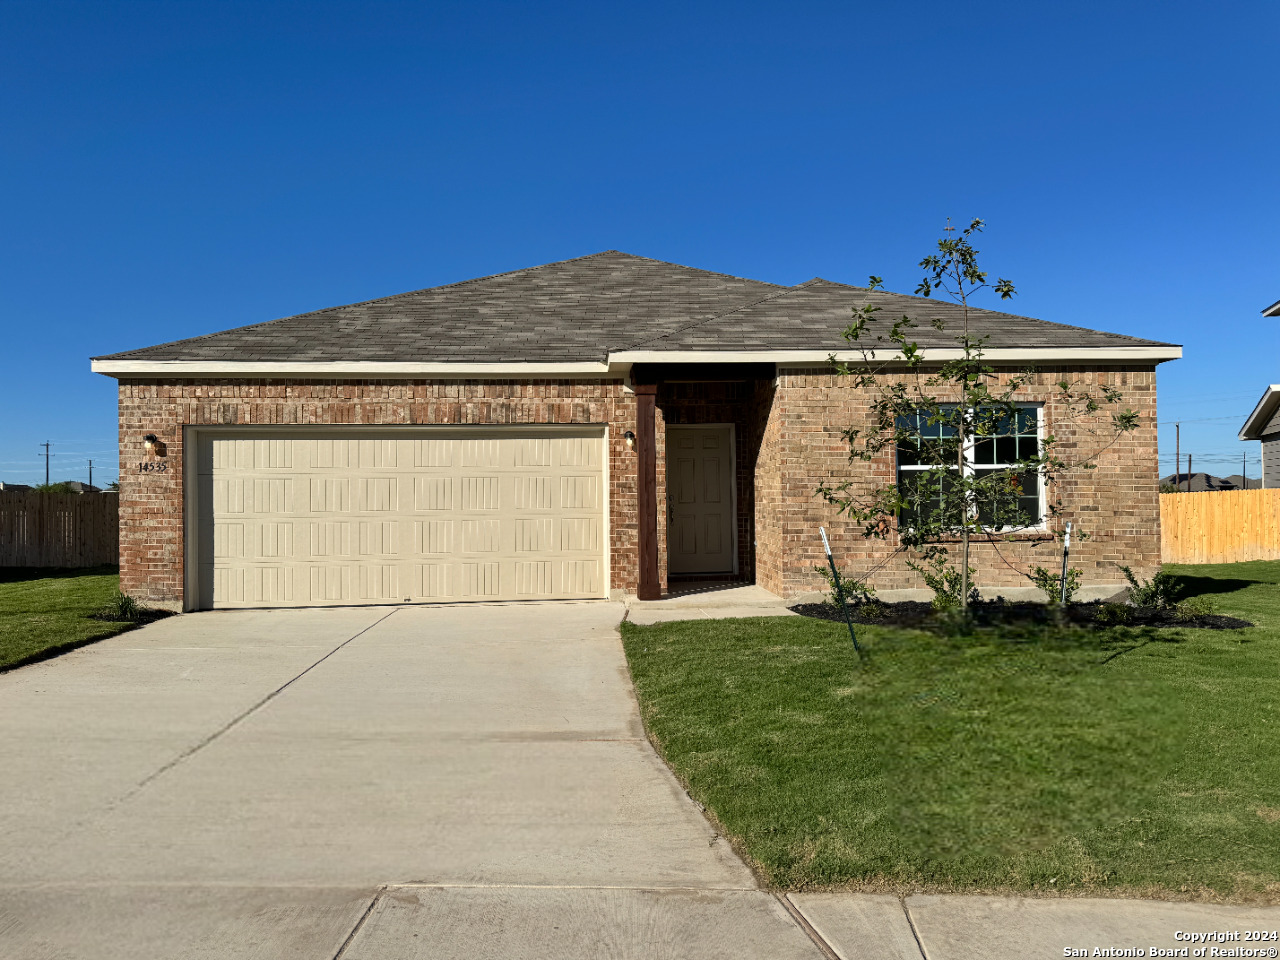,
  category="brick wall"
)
[117,379,638,606]
[755,366,1162,598]
[116,367,1163,607]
